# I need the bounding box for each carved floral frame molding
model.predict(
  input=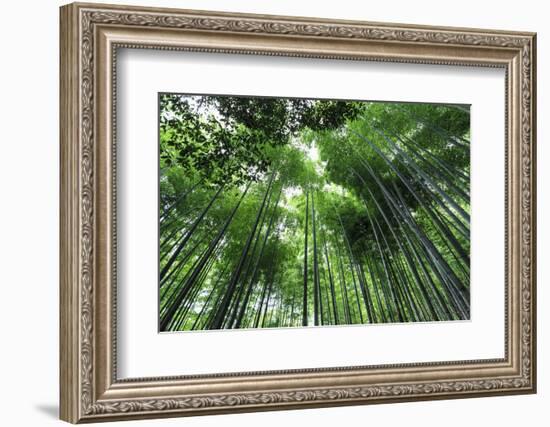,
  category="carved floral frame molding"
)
[60,2,536,423]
